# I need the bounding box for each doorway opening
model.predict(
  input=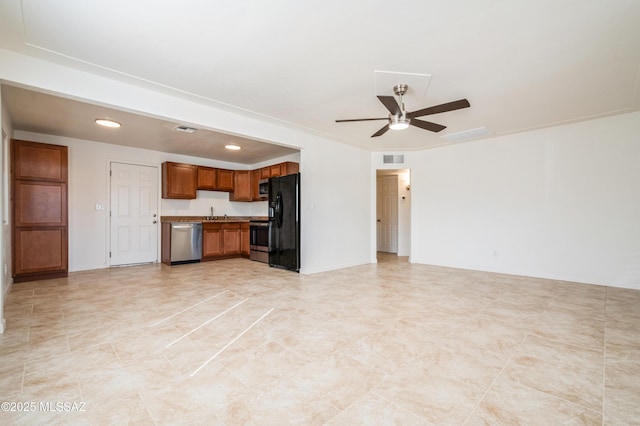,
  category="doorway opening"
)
[376,169,411,263]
